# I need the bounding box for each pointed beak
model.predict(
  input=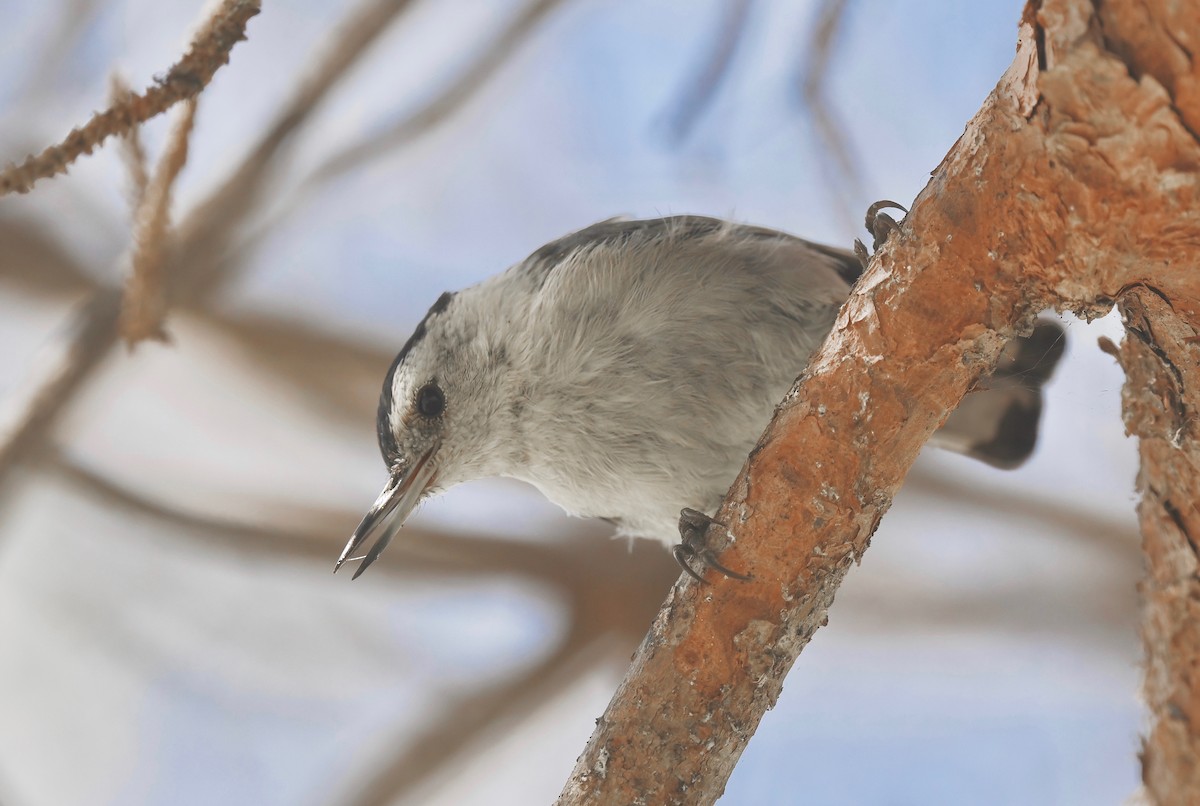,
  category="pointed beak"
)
[335,447,438,579]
